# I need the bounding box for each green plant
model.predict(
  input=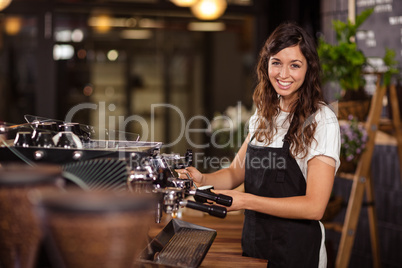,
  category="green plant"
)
[383,47,400,86]
[318,8,374,92]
